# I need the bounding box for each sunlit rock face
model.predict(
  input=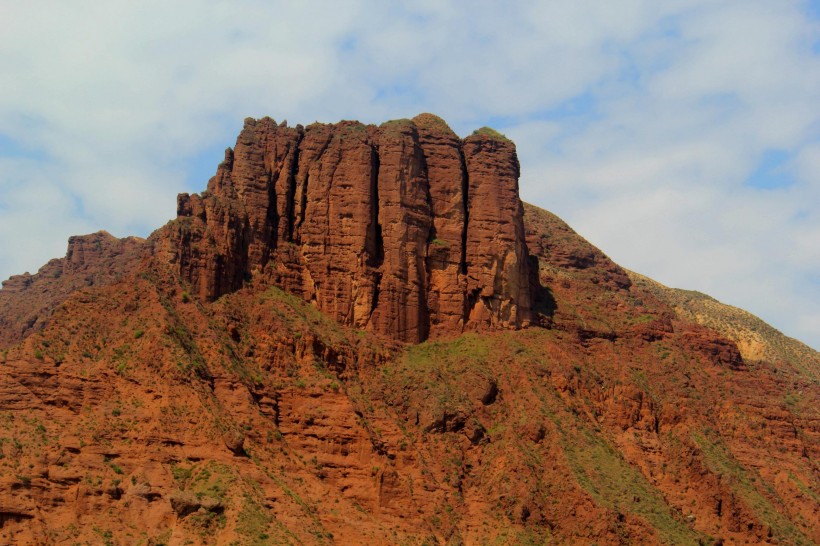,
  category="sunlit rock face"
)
[164,115,532,342]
